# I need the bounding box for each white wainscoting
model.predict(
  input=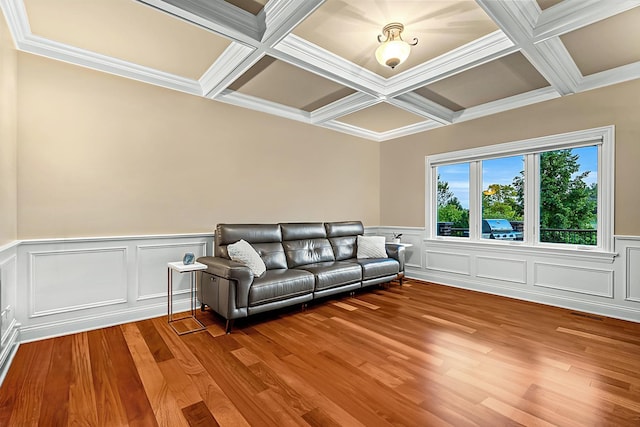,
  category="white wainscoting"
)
[618,236,640,303]
[371,227,640,323]
[16,234,213,343]
[0,241,20,384]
